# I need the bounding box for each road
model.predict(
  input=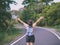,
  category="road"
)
[10,27,60,45]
